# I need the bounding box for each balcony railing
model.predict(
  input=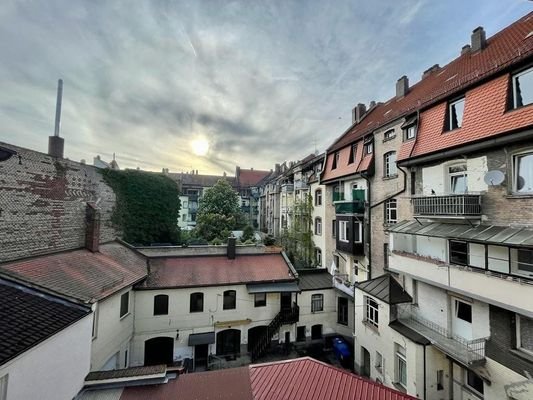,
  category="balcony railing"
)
[398,308,486,365]
[333,192,345,202]
[412,194,482,217]
[335,200,365,215]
